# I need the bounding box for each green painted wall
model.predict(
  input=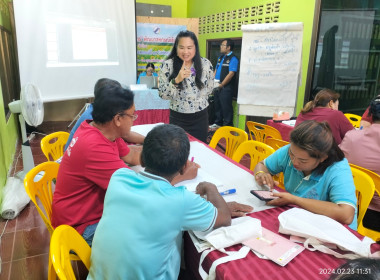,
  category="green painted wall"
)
[136,0,188,18]
[0,0,19,193]
[188,0,317,128]
[0,0,11,30]
[0,84,19,188]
